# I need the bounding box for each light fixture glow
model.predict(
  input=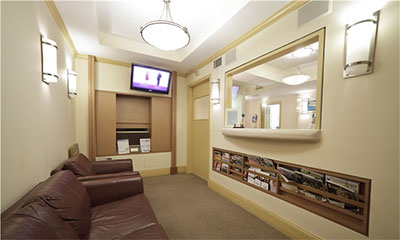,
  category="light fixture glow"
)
[41,36,58,84]
[68,69,77,98]
[211,78,220,105]
[344,11,379,78]
[282,74,310,85]
[140,0,190,51]
[301,98,309,114]
[292,47,313,58]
